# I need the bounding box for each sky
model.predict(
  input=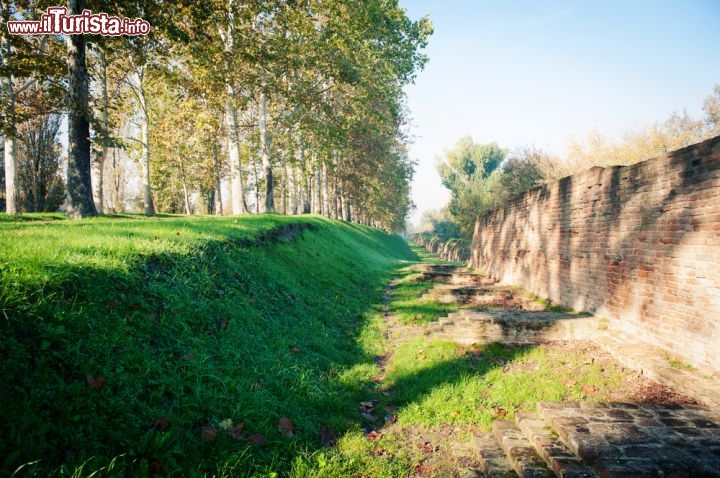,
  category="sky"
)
[398,0,720,227]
